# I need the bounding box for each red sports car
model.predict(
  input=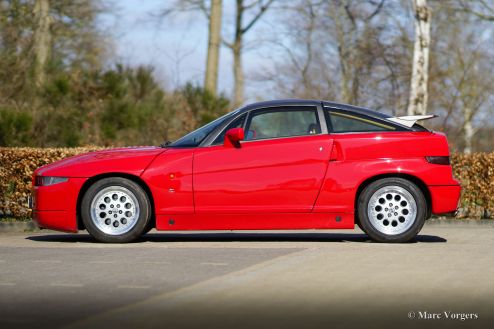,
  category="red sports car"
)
[31,99,461,243]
